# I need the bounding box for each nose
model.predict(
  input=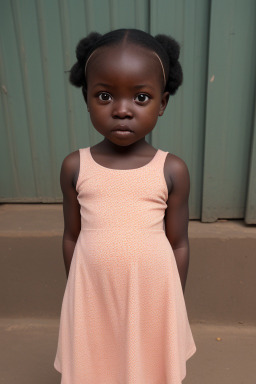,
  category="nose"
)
[112,99,133,119]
